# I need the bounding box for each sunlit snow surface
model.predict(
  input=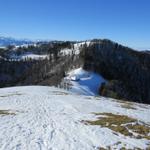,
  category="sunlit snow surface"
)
[0,86,150,149]
[65,68,106,96]
[9,53,48,60]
